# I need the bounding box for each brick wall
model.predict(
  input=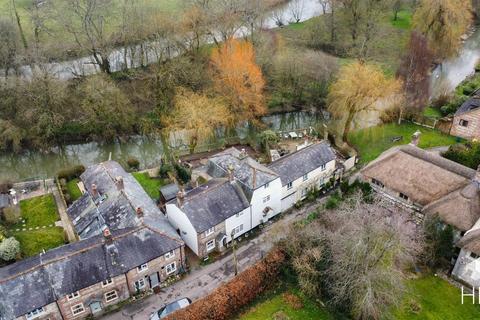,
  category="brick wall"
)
[56,273,129,319]
[17,302,62,320]
[451,109,480,140]
[196,221,226,258]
